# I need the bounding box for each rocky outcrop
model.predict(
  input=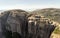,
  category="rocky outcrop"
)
[28,15,56,38]
[0,9,56,38]
[0,9,28,38]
